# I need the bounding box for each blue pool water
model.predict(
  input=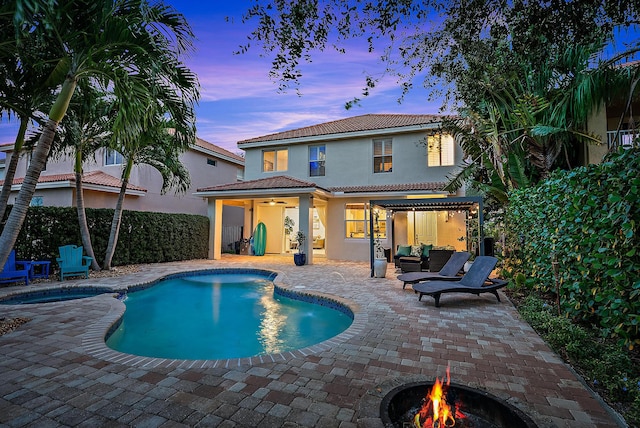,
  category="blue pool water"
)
[0,288,111,305]
[106,272,353,360]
